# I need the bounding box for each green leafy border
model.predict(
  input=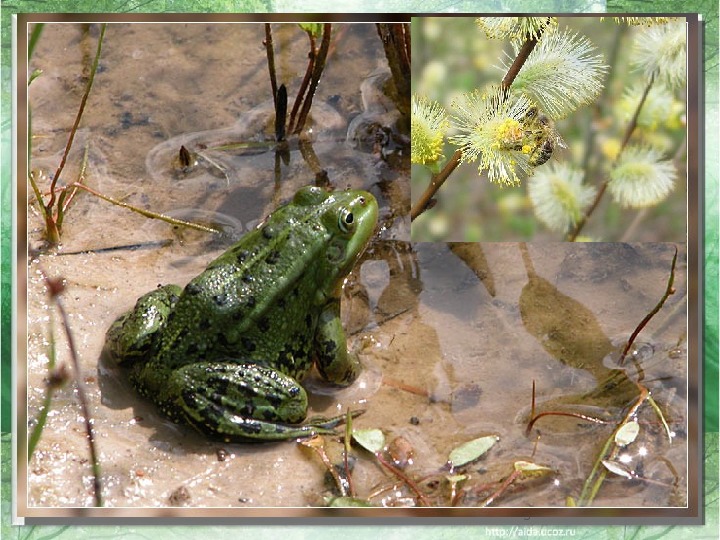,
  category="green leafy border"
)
[1,0,718,538]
